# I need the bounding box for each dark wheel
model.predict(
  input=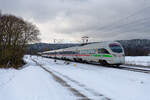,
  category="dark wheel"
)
[116,64,120,67]
[100,60,108,66]
[73,58,77,62]
[82,60,88,63]
[79,58,83,62]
